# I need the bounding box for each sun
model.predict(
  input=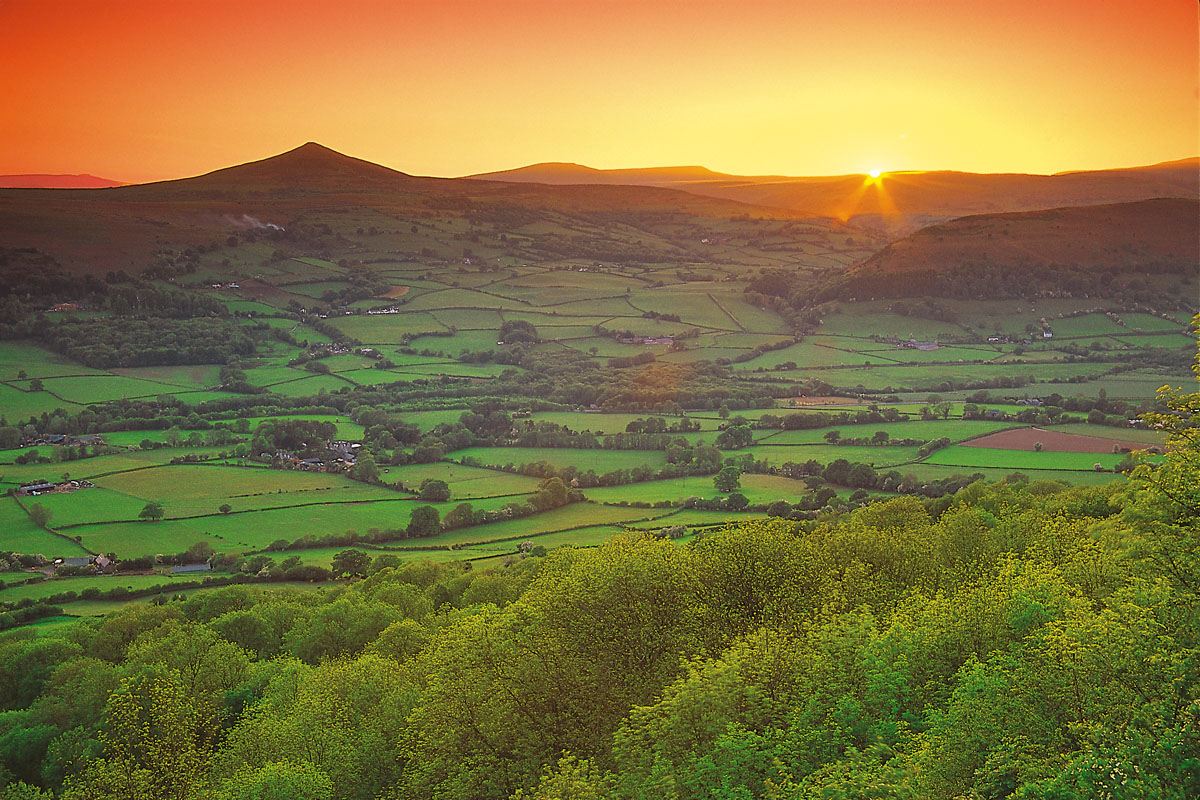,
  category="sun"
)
[868,169,882,178]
